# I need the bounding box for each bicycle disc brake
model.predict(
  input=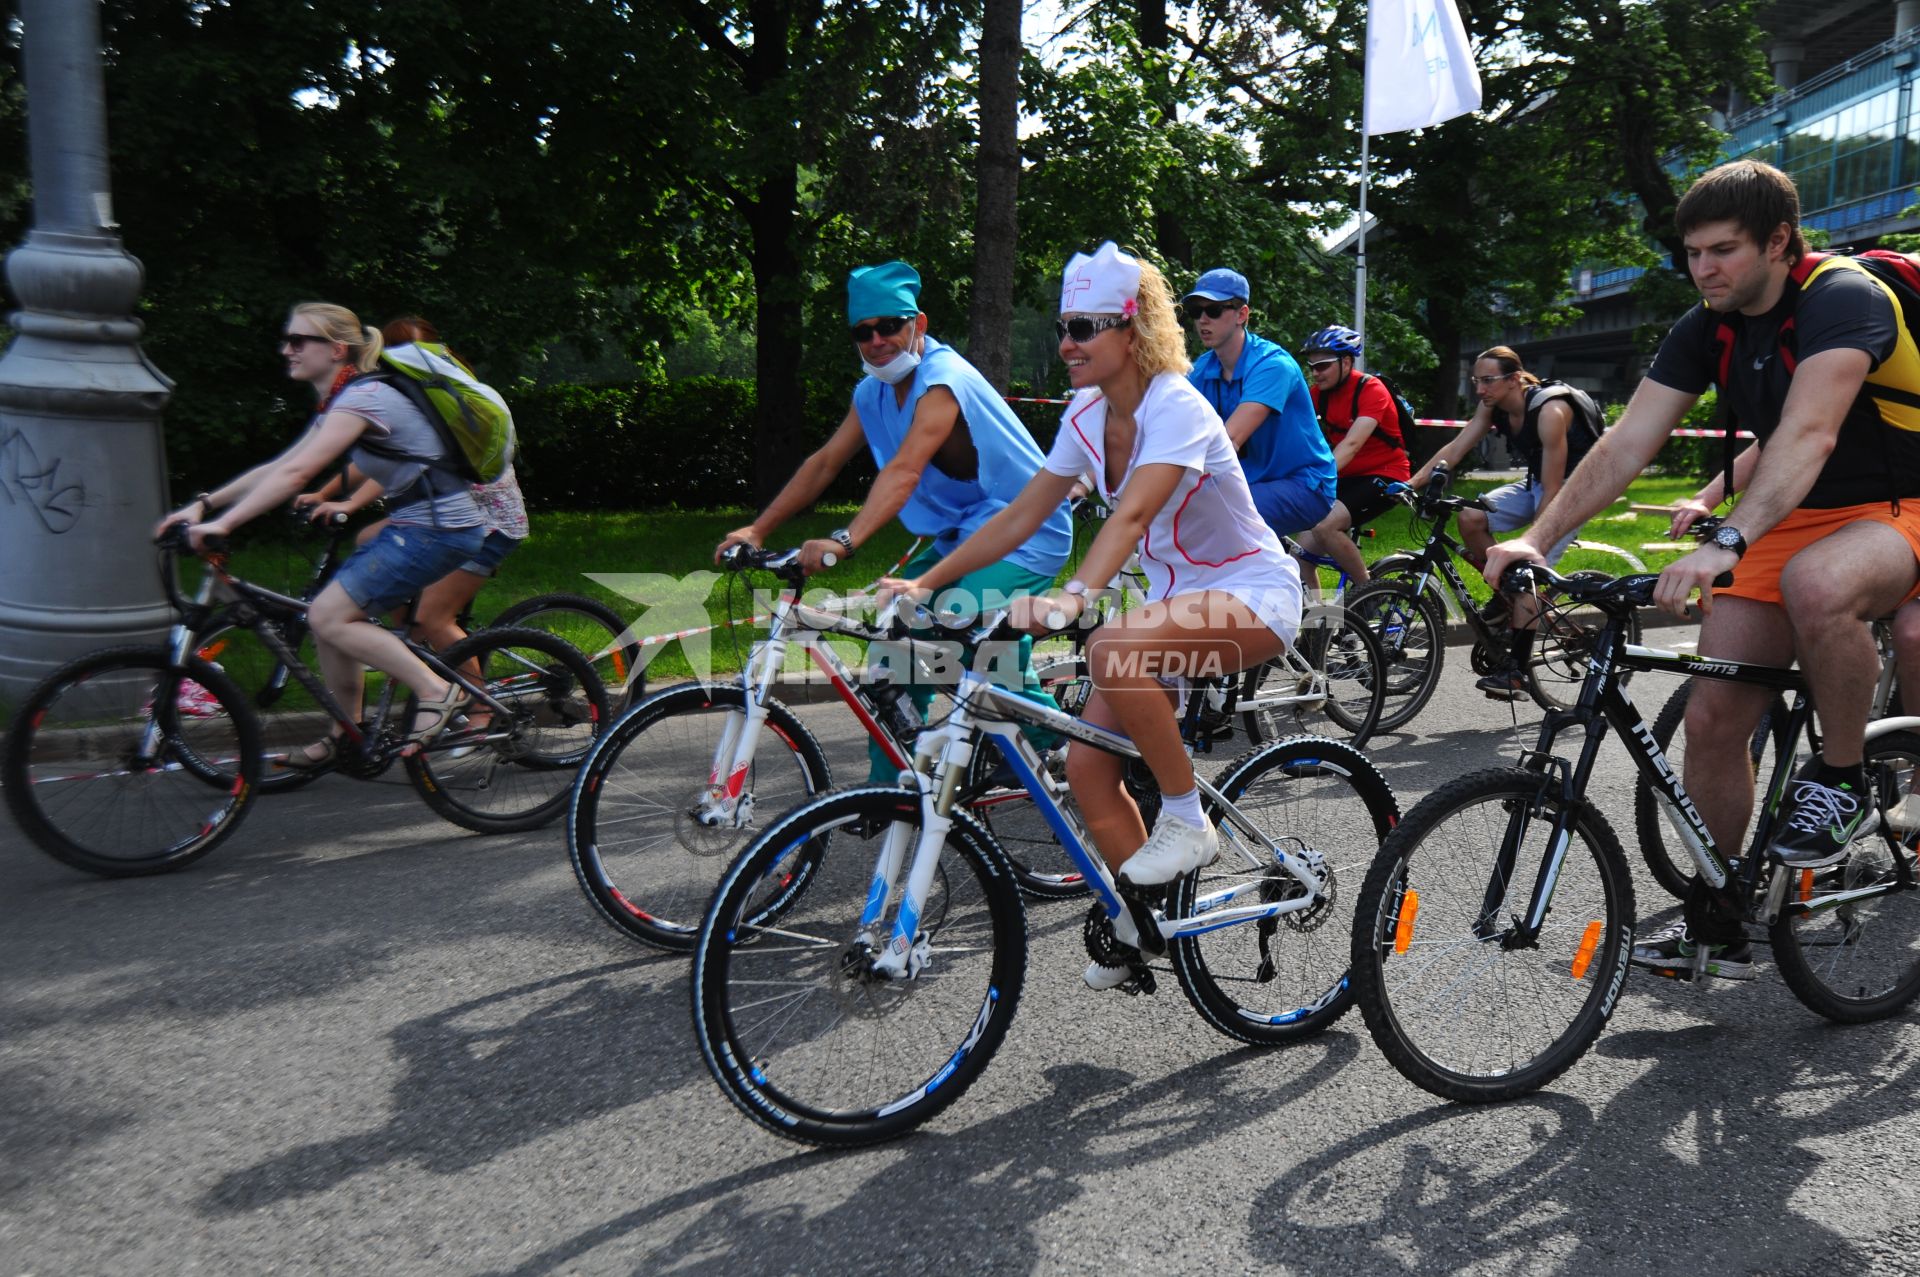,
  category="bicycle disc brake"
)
[675,791,753,857]
[829,936,908,1019]
[1283,846,1336,934]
